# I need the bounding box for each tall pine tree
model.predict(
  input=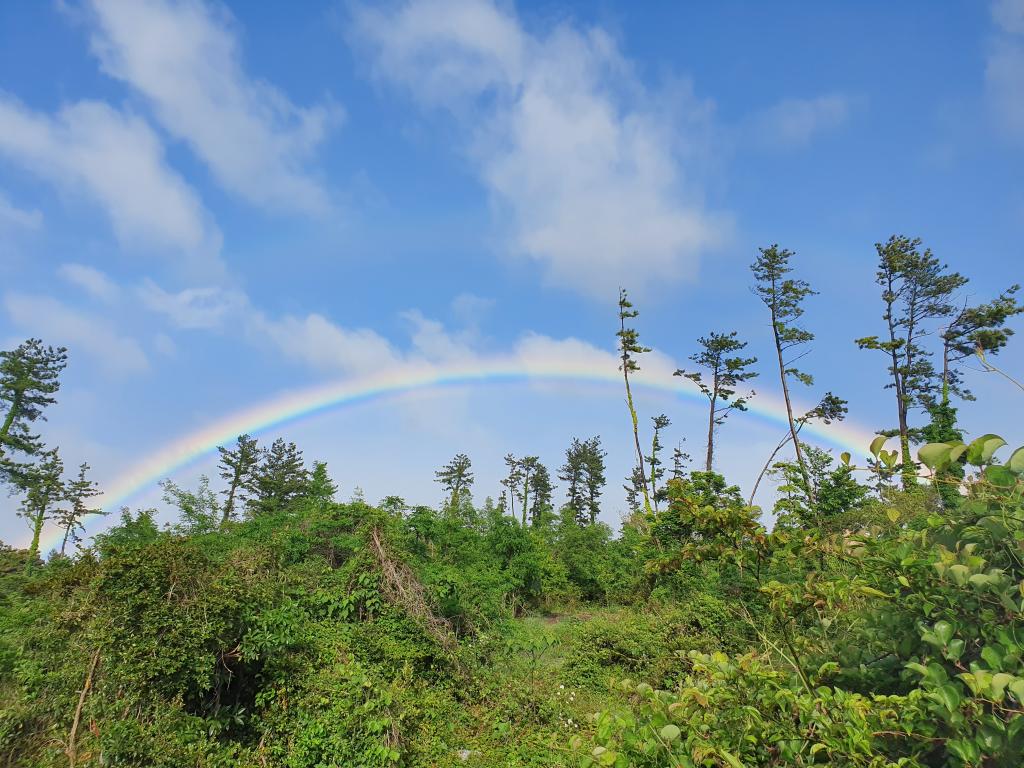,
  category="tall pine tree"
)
[435,453,474,514]
[617,289,652,512]
[752,246,818,502]
[856,236,967,488]
[675,331,757,472]
[217,434,259,526]
[55,462,102,555]
[246,438,308,516]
